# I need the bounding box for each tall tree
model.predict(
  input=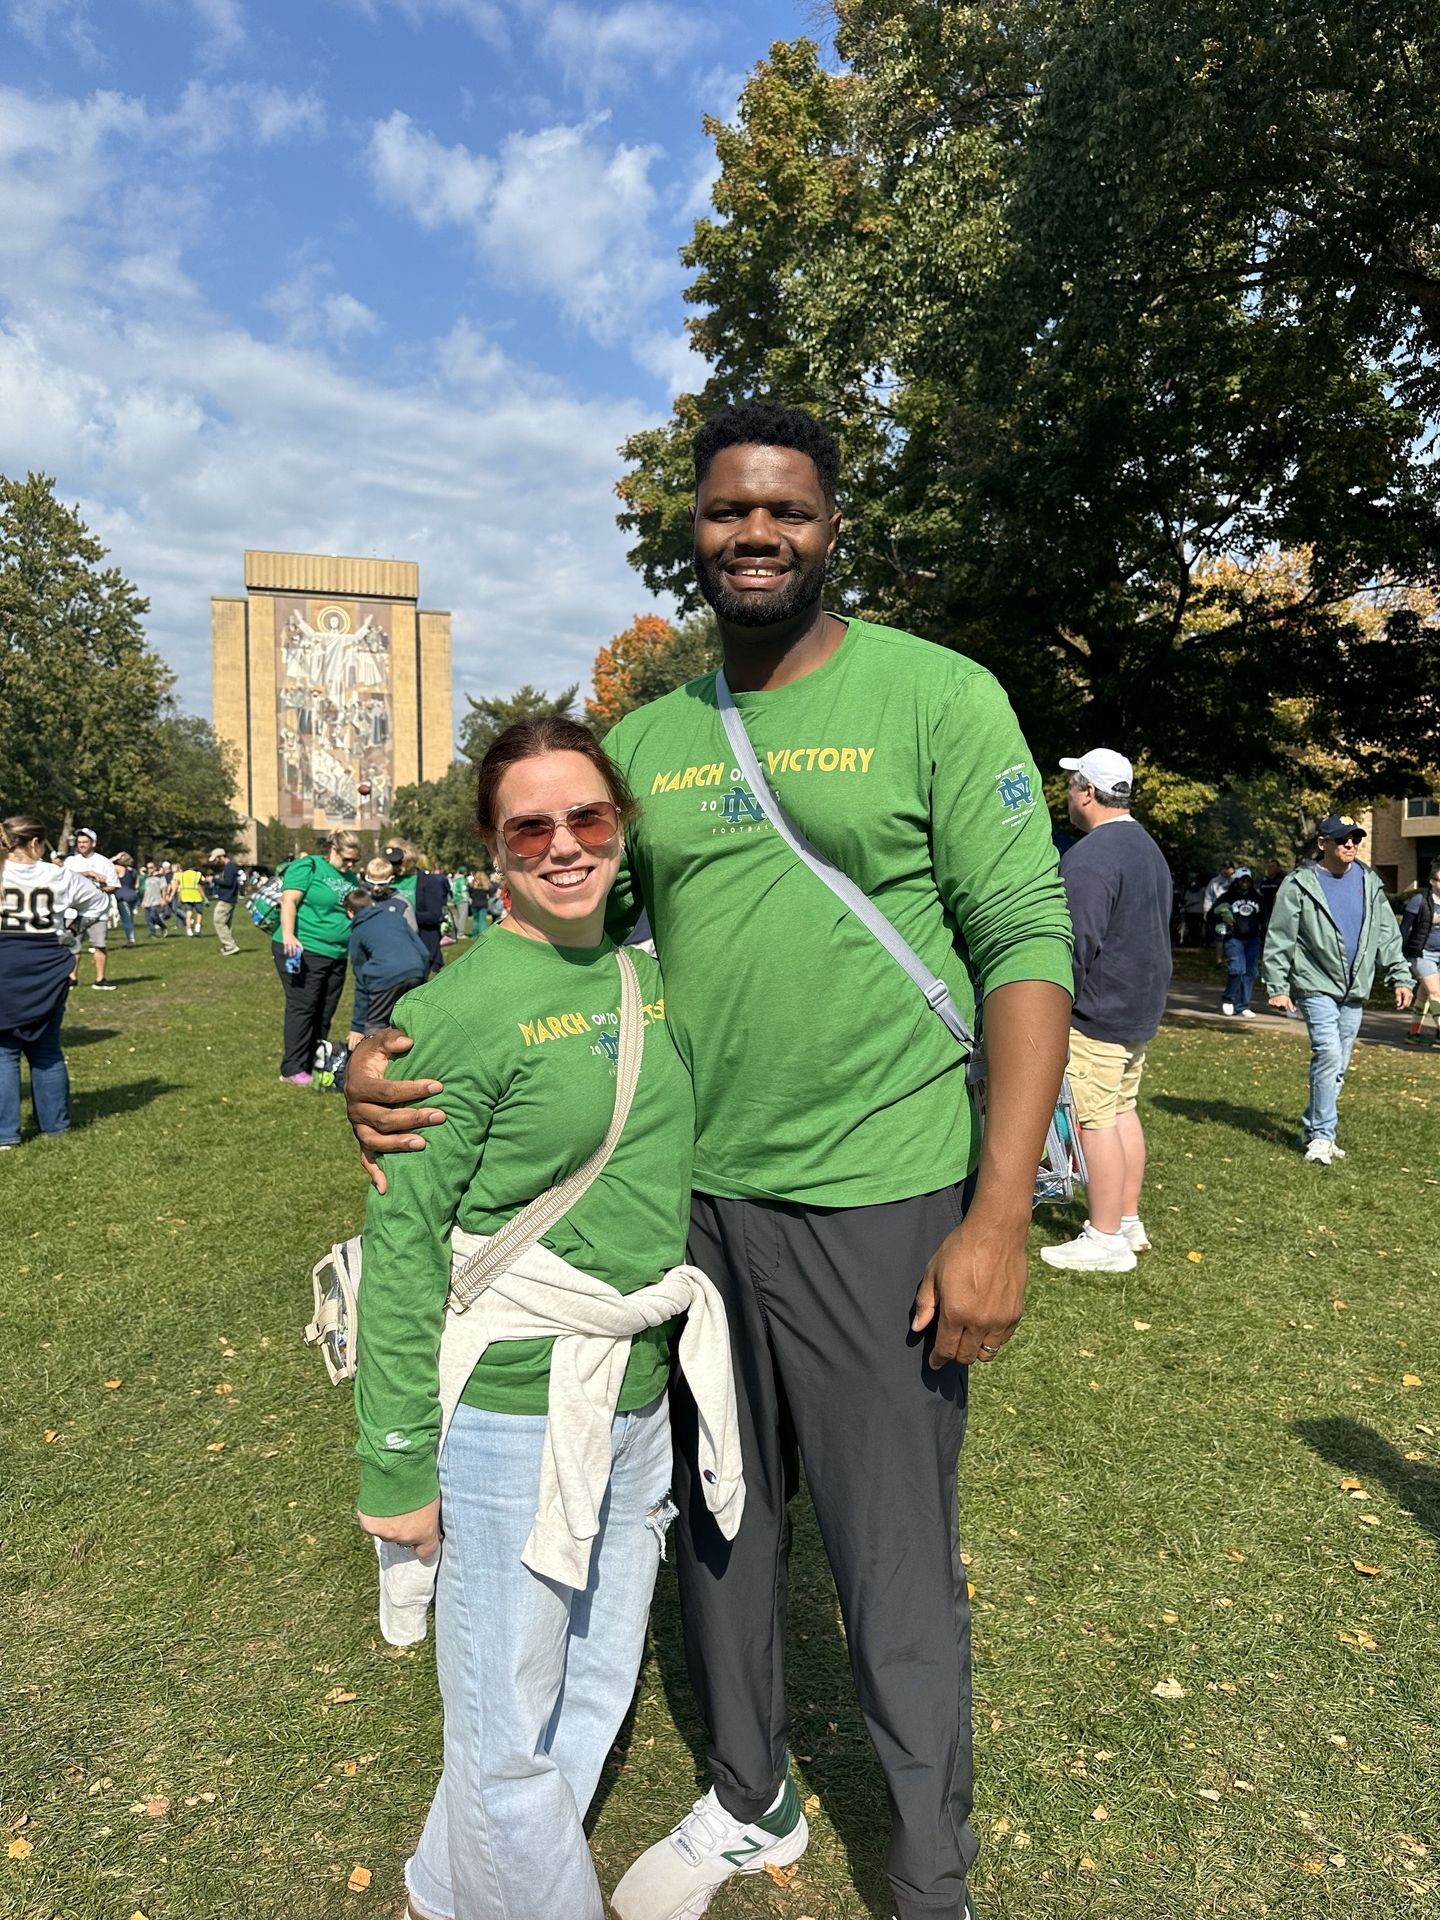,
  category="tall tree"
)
[0,472,243,851]
[619,11,1440,790]
[587,612,721,732]
[459,683,580,763]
